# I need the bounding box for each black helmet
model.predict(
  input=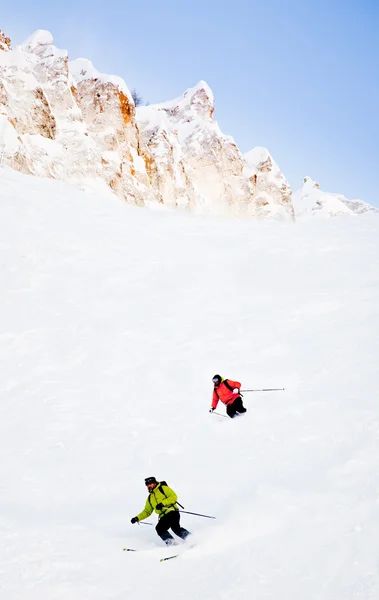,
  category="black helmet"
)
[144,476,157,486]
[212,374,222,385]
